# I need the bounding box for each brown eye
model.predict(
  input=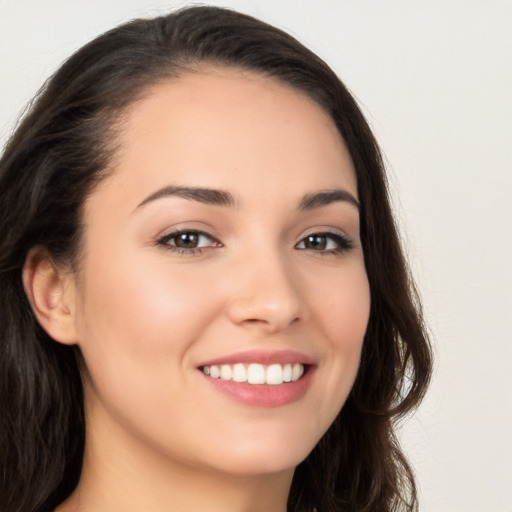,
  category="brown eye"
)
[158,230,218,252]
[296,232,353,253]
[303,235,327,250]
[174,232,201,248]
